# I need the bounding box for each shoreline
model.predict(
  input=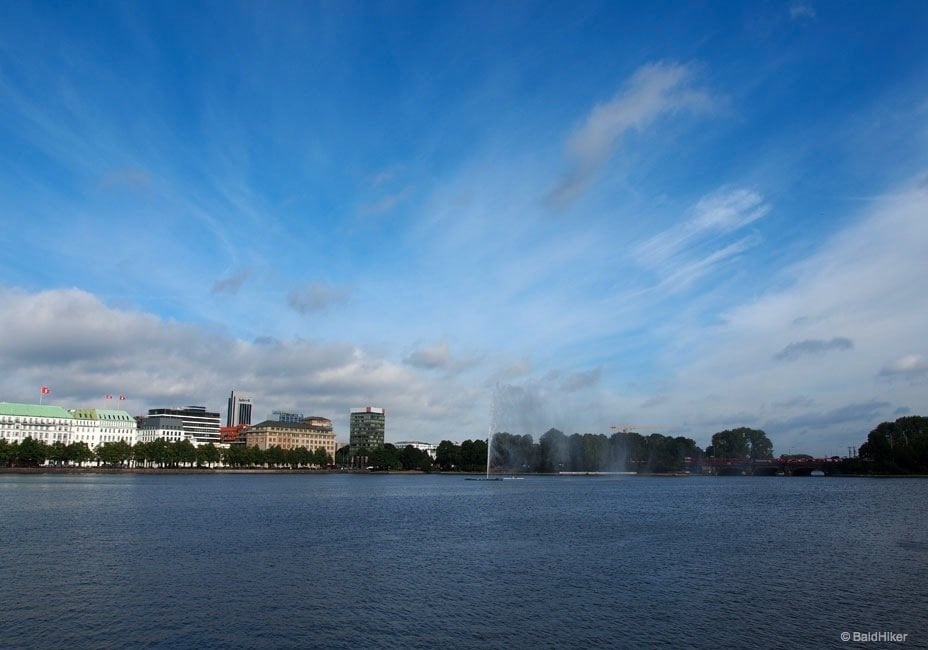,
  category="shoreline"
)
[1,467,926,478]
